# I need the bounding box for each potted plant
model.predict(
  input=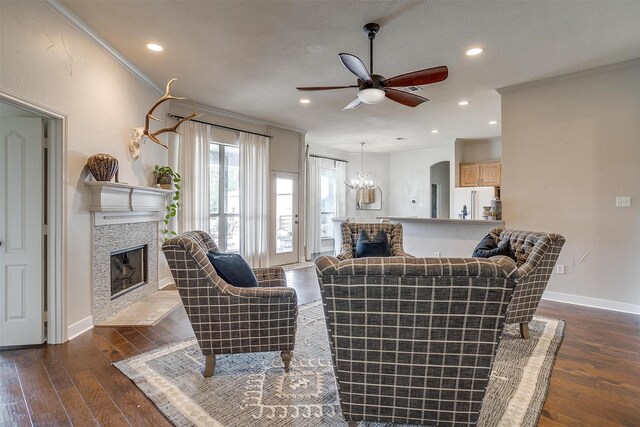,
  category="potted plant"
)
[154,165,181,239]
